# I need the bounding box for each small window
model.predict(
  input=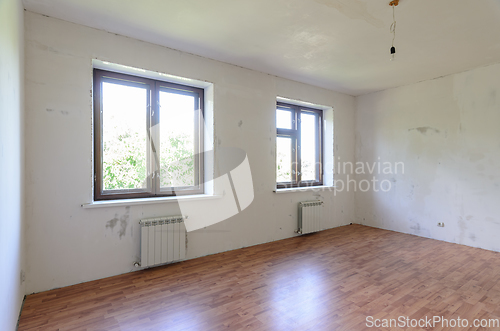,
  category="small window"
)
[93,69,204,200]
[276,102,323,188]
